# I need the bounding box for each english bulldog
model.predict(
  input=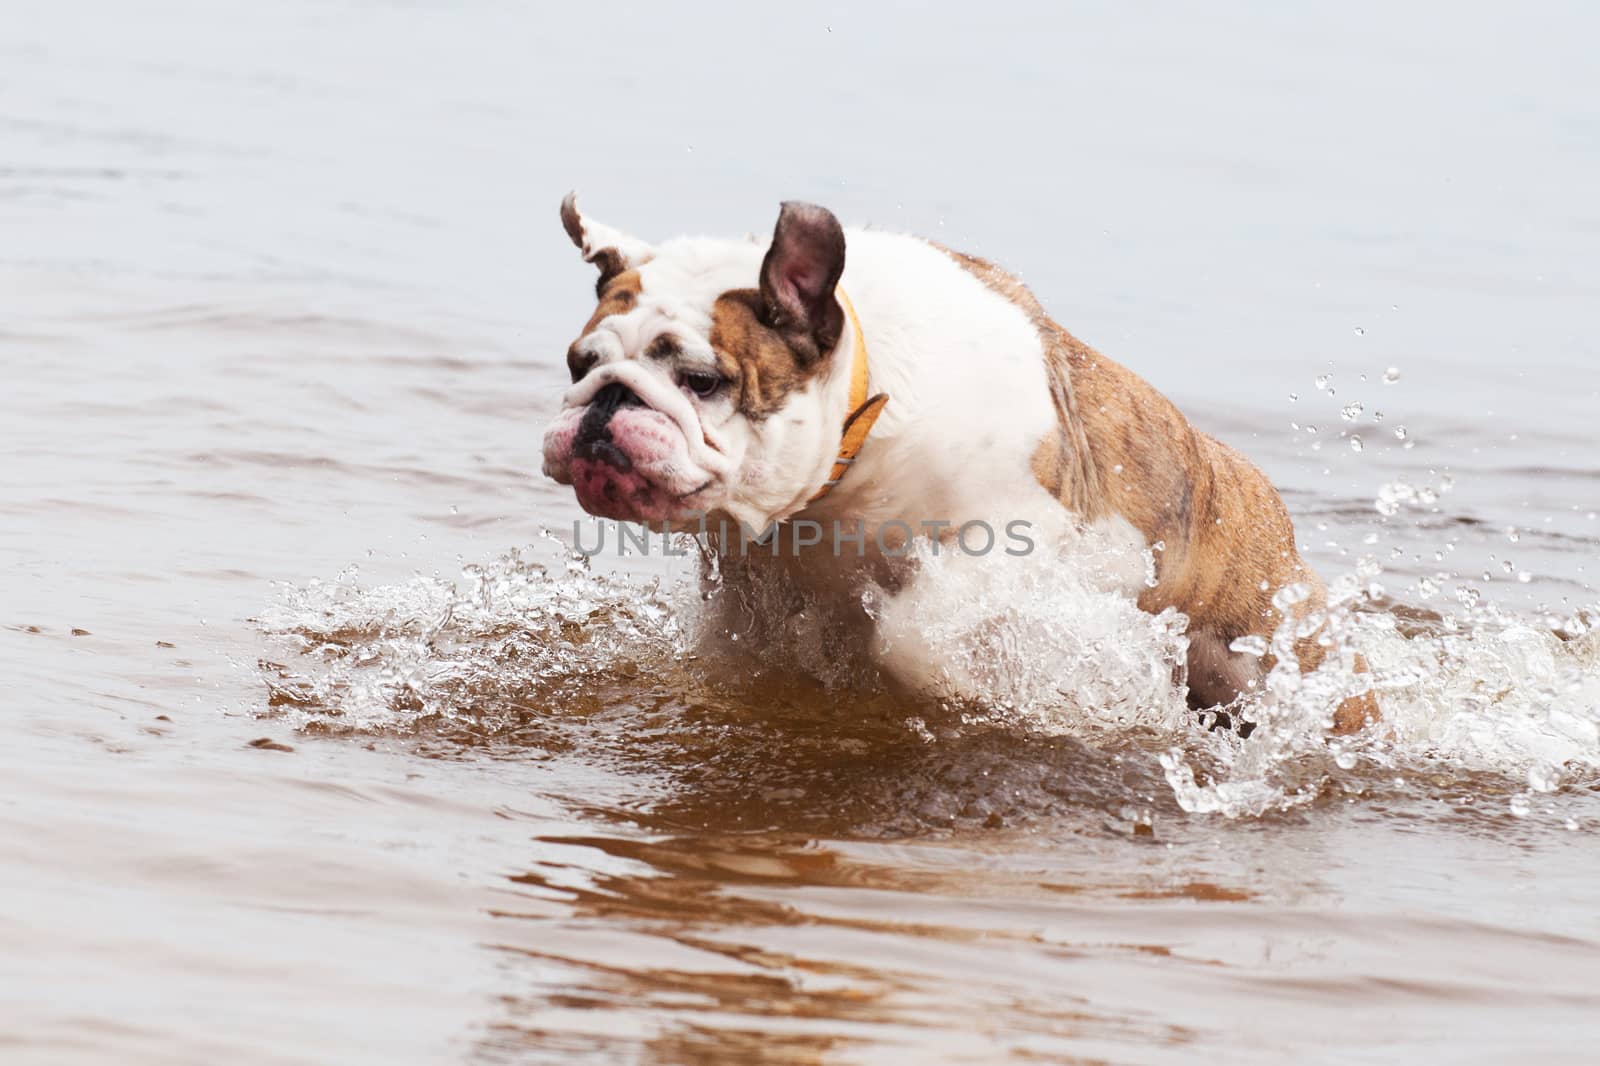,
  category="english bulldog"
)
[541,195,1378,733]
